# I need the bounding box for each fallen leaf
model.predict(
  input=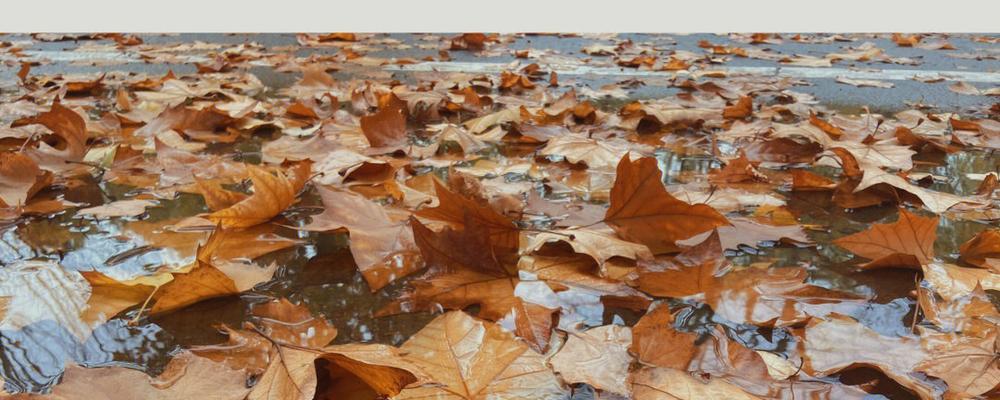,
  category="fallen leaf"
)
[77,199,158,218]
[38,352,251,400]
[604,156,729,253]
[833,208,937,270]
[296,187,423,291]
[801,314,938,398]
[360,101,407,149]
[208,163,309,228]
[416,179,520,258]
[959,229,1000,269]
[630,367,760,400]
[835,77,894,88]
[395,311,568,399]
[0,152,52,207]
[551,324,633,396]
